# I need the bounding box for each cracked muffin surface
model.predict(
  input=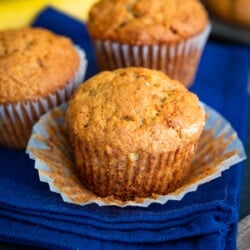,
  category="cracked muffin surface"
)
[66,67,205,200]
[67,67,204,153]
[87,0,209,44]
[0,27,80,104]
